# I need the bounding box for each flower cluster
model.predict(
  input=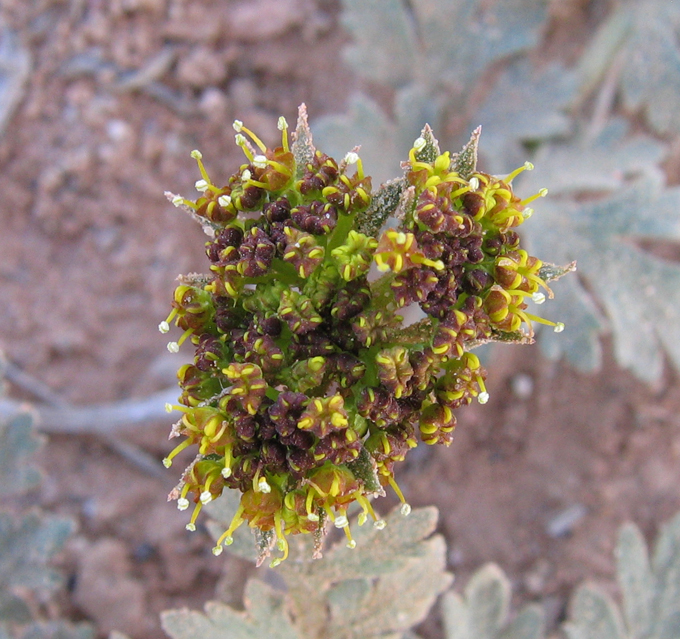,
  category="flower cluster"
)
[162,107,565,566]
